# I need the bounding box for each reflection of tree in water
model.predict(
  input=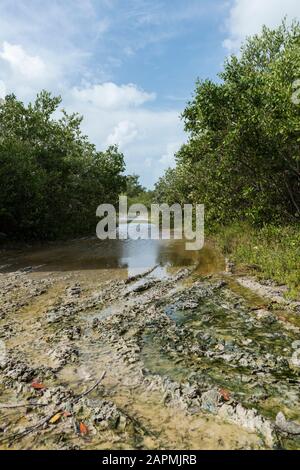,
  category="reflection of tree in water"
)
[157,249,195,267]
[1,226,222,274]
[0,237,127,273]
[157,243,224,273]
[156,240,197,267]
[46,237,128,271]
[80,238,127,270]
